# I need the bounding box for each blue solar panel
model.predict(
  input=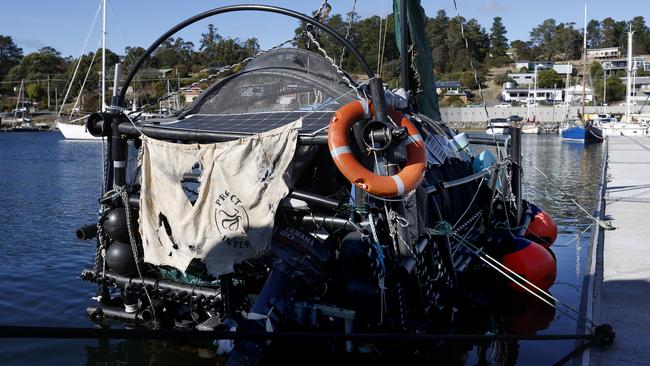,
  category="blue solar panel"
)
[144,111,333,135]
